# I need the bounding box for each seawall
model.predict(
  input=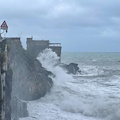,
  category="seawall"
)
[0,37,53,120]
